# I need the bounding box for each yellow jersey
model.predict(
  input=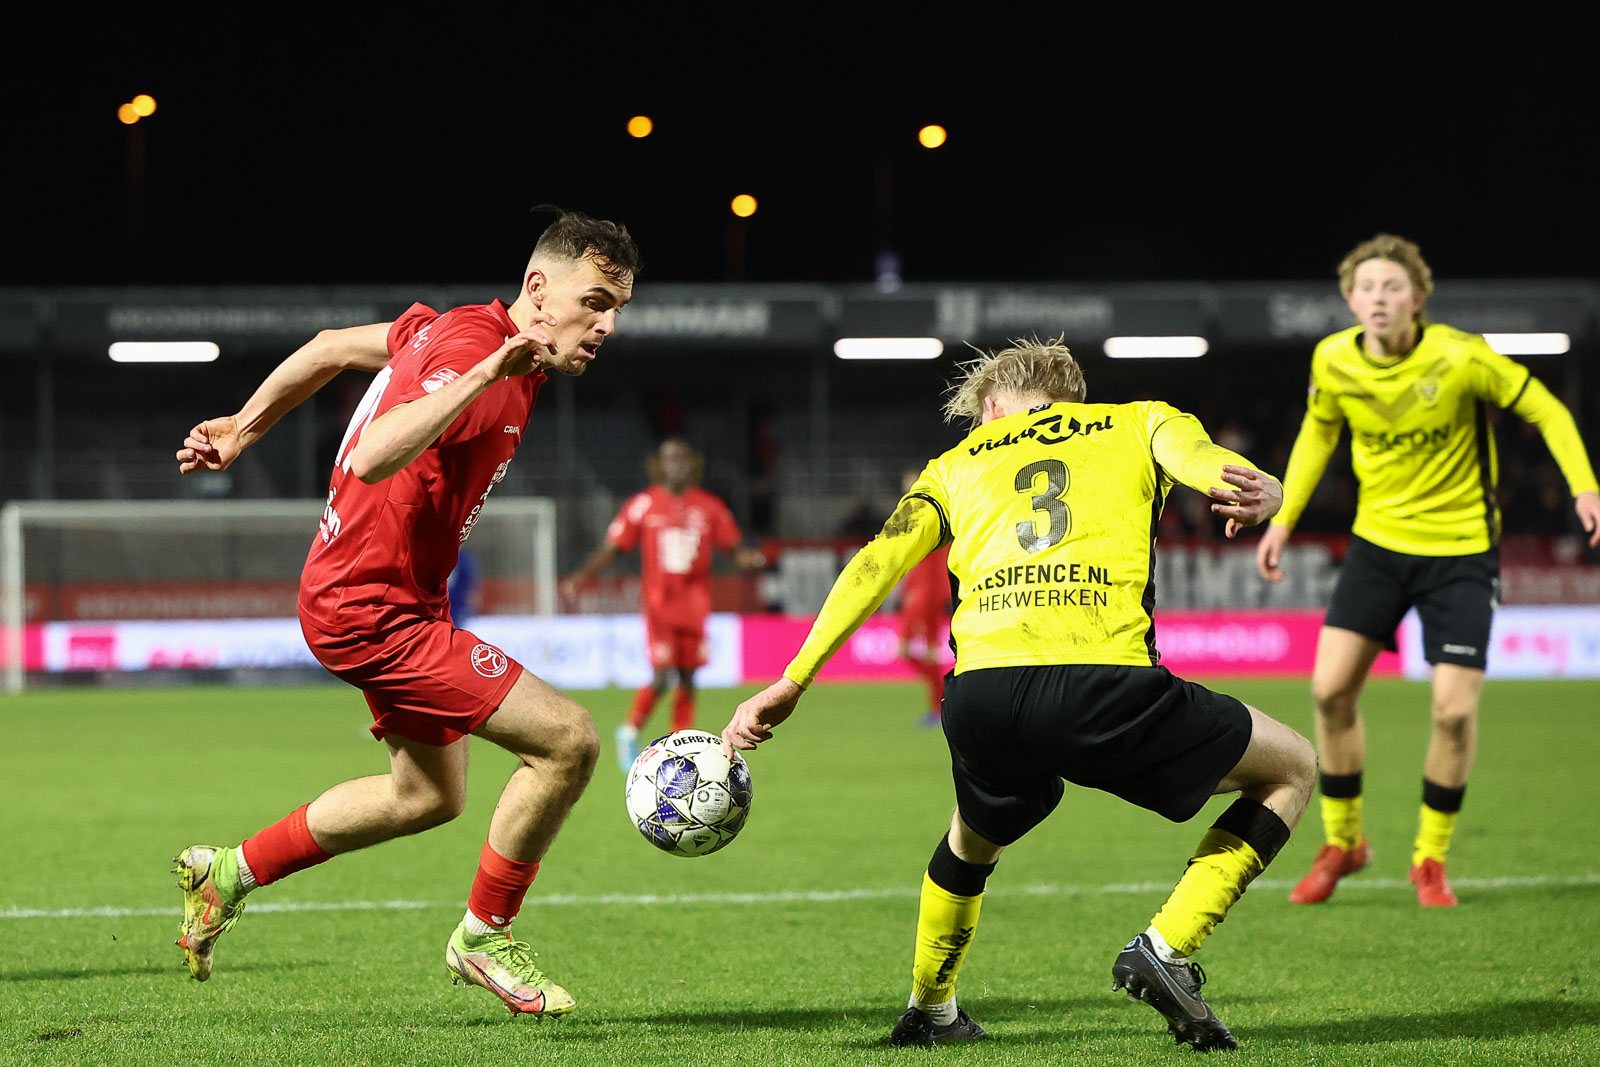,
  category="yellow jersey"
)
[1276,323,1598,556]
[783,401,1254,684]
